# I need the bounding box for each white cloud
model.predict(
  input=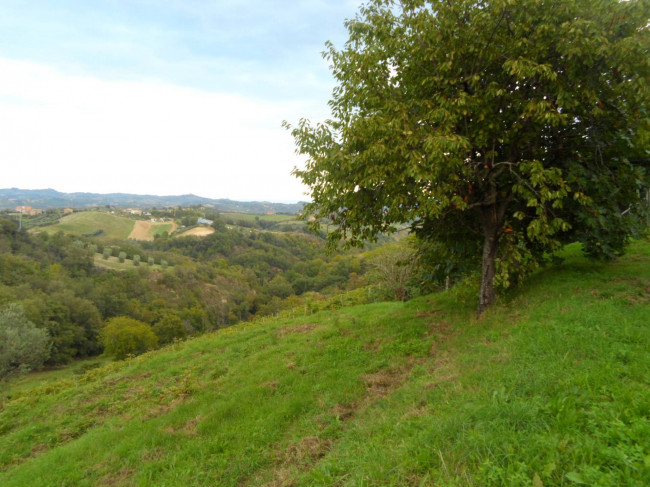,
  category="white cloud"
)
[0,58,327,201]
